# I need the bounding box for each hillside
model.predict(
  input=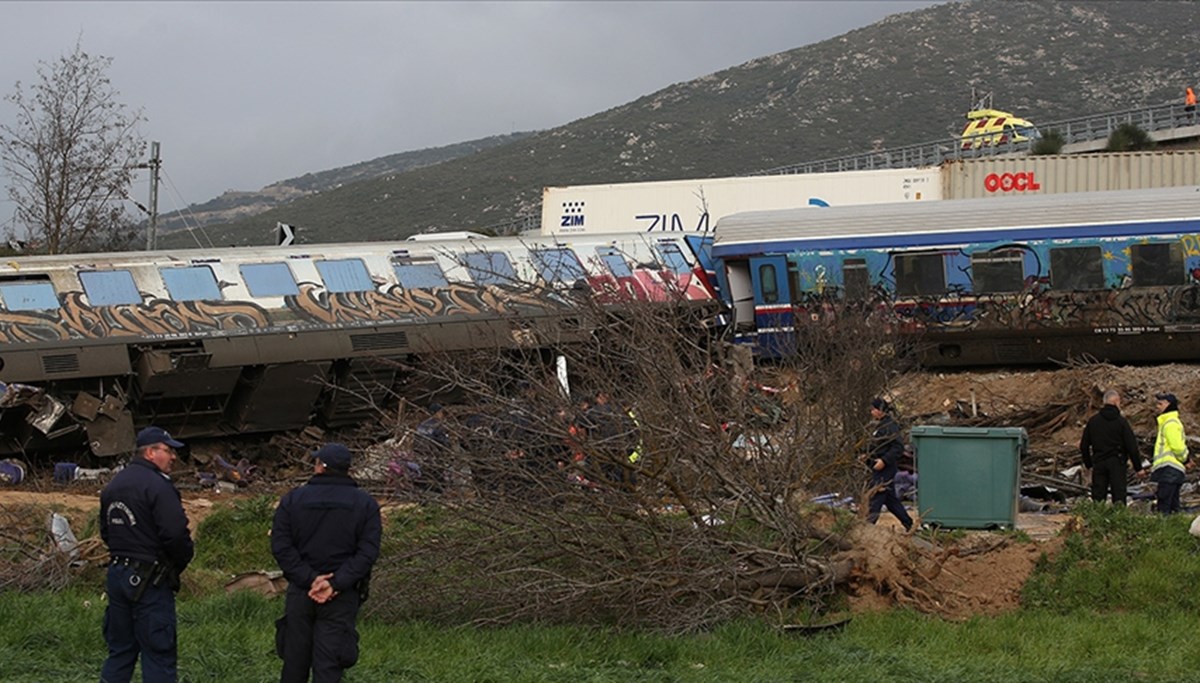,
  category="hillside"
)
[160,0,1200,248]
[152,132,533,233]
